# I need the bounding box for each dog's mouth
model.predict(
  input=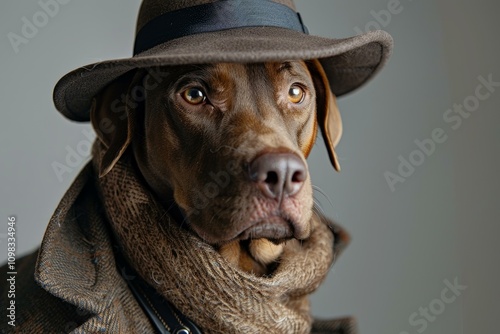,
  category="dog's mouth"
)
[238,216,295,243]
[187,211,309,246]
[184,193,311,245]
